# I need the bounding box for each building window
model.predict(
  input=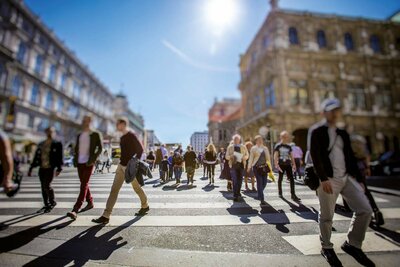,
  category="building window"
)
[344,33,354,51]
[317,30,327,48]
[49,65,56,83]
[348,84,366,111]
[289,80,308,106]
[370,35,381,54]
[28,115,34,128]
[11,75,22,97]
[58,98,64,113]
[253,94,261,113]
[375,85,392,109]
[54,121,61,133]
[319,81,337,100]
[30,83,40,105]
[289,27,299,45]
[73,81,81,101]
[38,118,49,131]
[60,73,67,90]
[16,42,27,64]
[34,55,43,74]
[45,91,53,110]
[263,35,269,48]
[68,104,79,119]
[264,82,275,107]
[251,51,257,64]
